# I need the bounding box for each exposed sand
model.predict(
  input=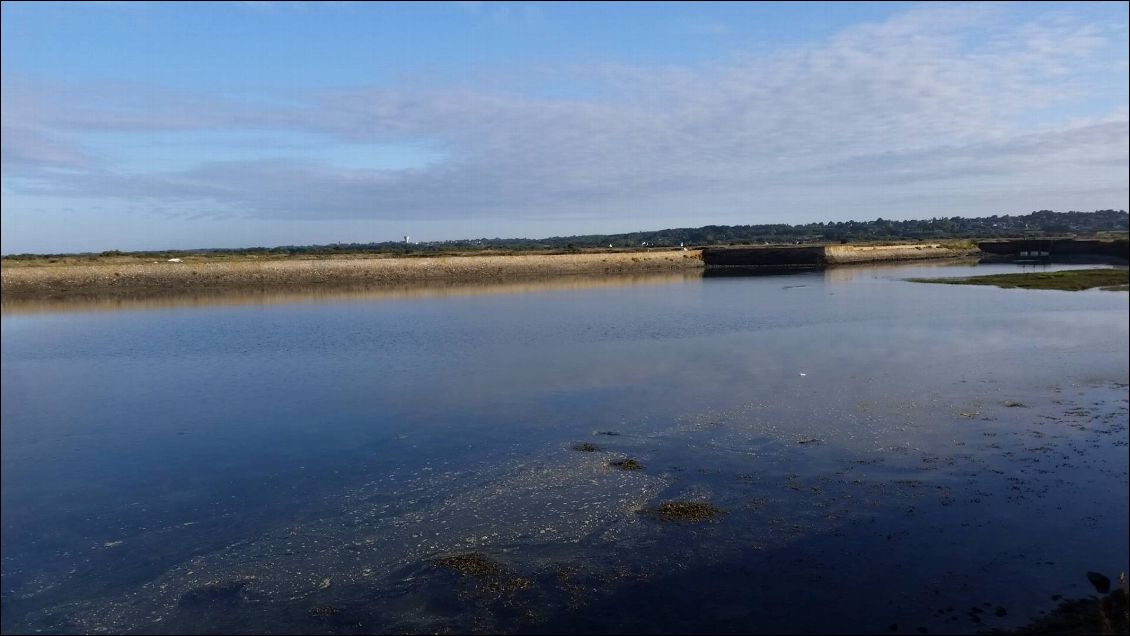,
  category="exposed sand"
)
[823,243,972,263]
[1,251,705,300]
